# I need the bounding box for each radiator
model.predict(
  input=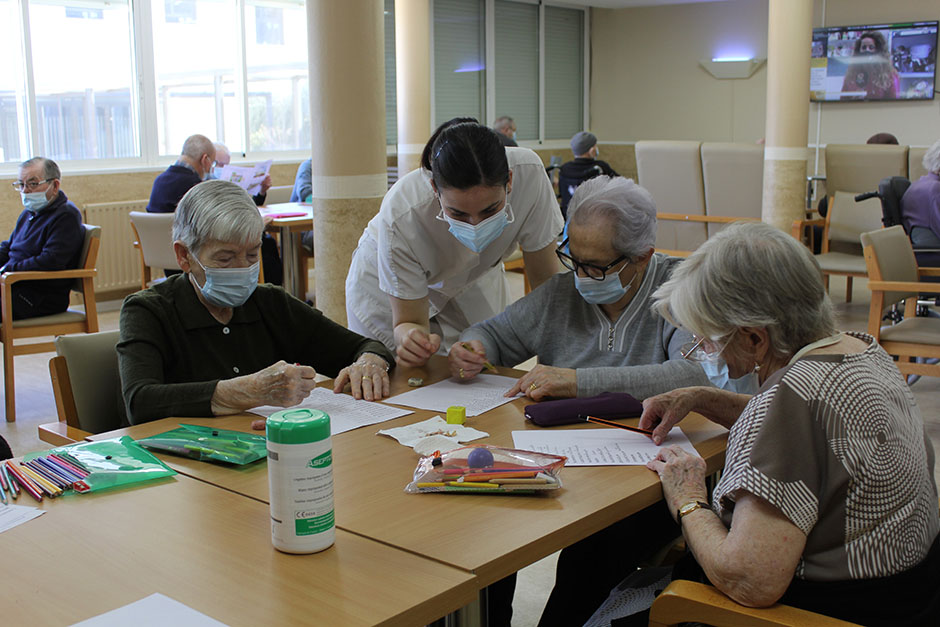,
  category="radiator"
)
[83,199,149,293]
